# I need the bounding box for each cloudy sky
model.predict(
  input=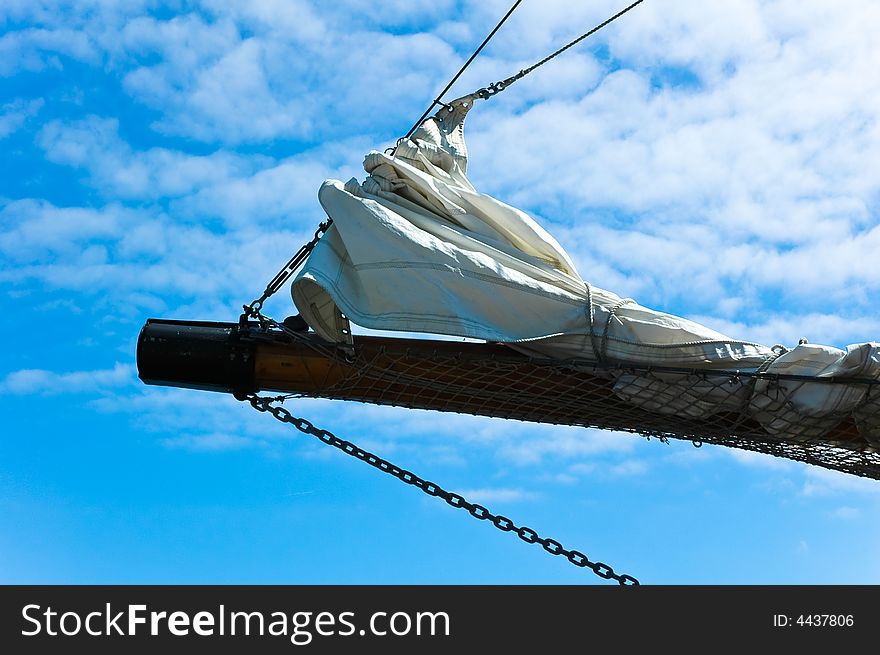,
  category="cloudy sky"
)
[2,0,879,584]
